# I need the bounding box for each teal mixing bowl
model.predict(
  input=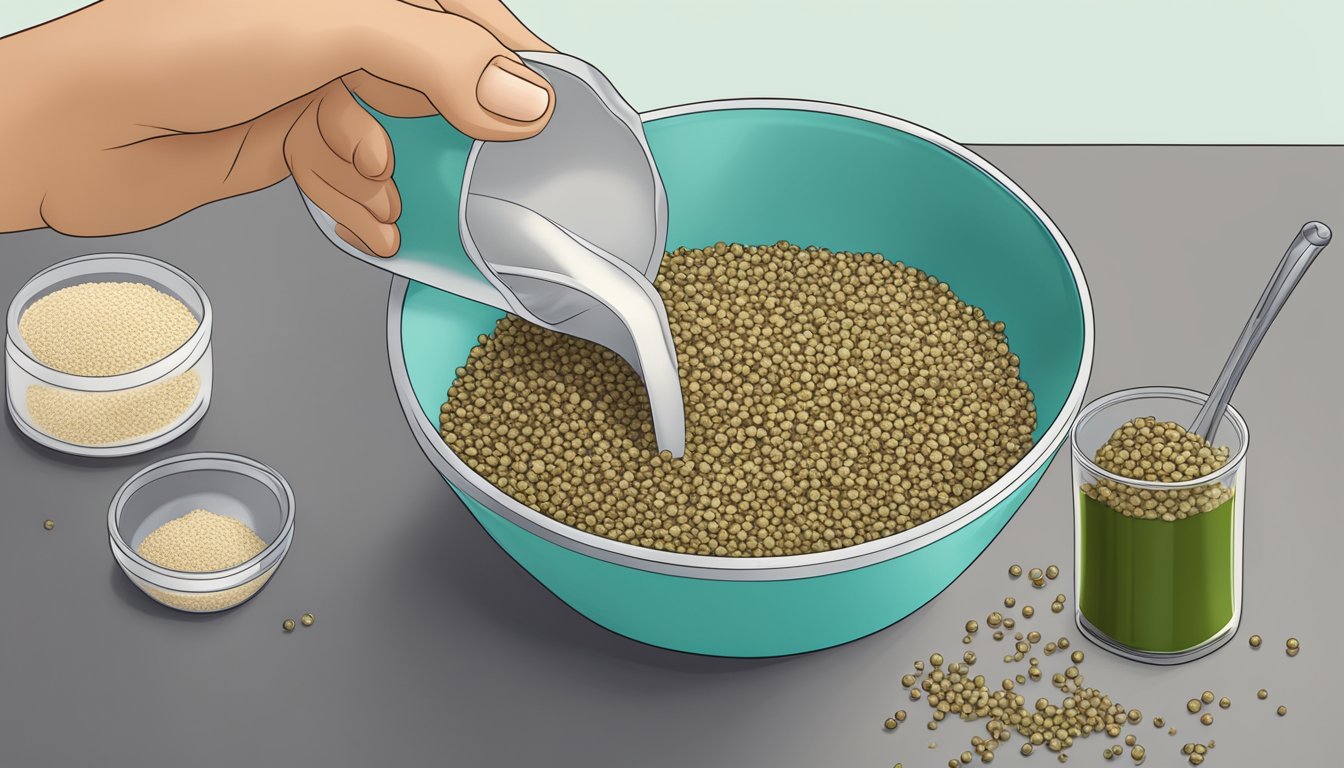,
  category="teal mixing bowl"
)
[374,99,1092,657]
